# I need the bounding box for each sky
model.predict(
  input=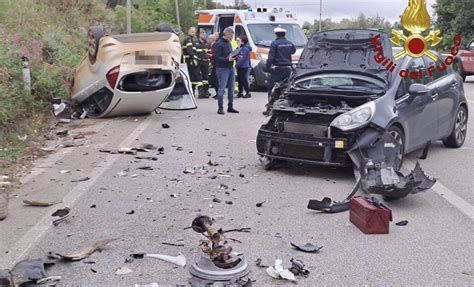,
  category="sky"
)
[219,0,437,25]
